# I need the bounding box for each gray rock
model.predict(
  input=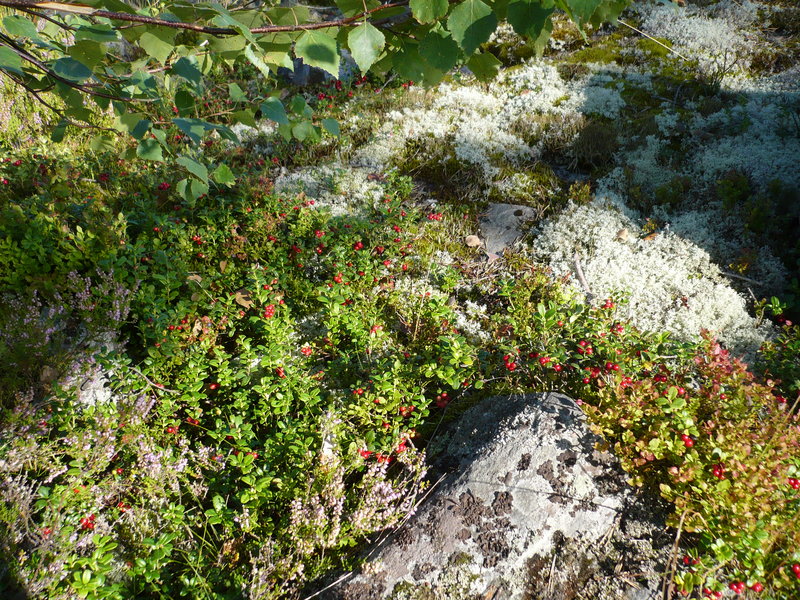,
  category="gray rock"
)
[479,203,537,259]
[321,393,672,600]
